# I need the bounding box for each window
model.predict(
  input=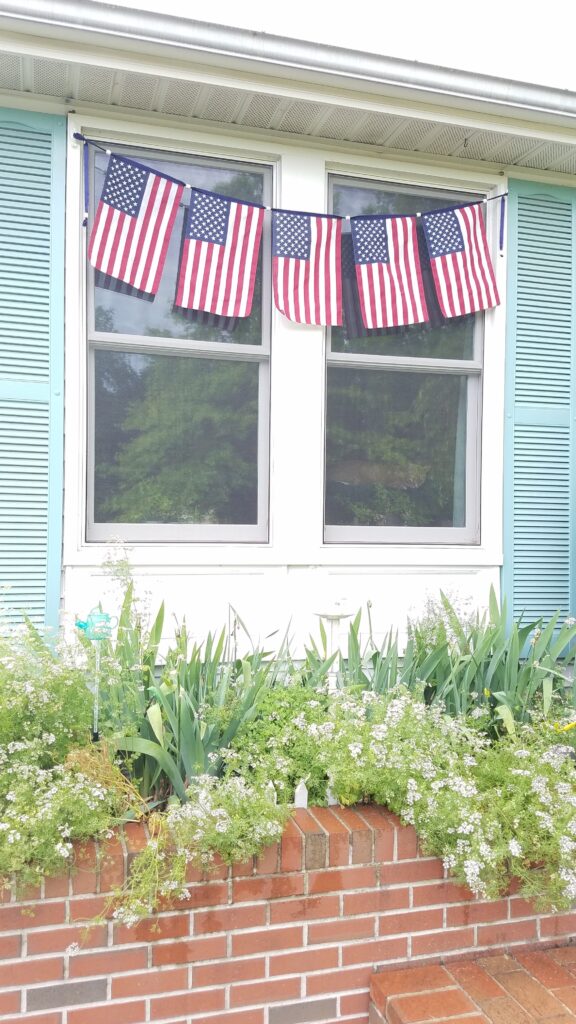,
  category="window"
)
[325,176,484,544]
[87,146,272,542]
